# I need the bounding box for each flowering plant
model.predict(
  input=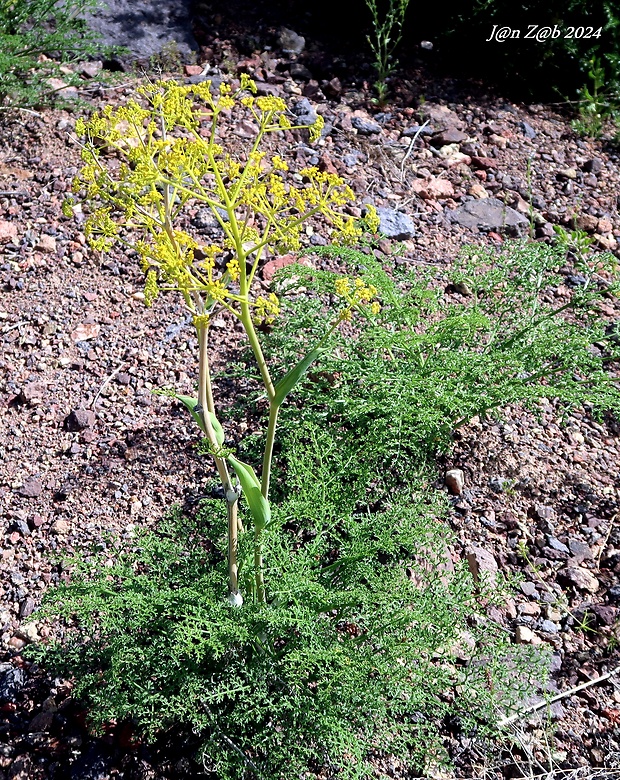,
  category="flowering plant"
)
[68,78,380,603]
